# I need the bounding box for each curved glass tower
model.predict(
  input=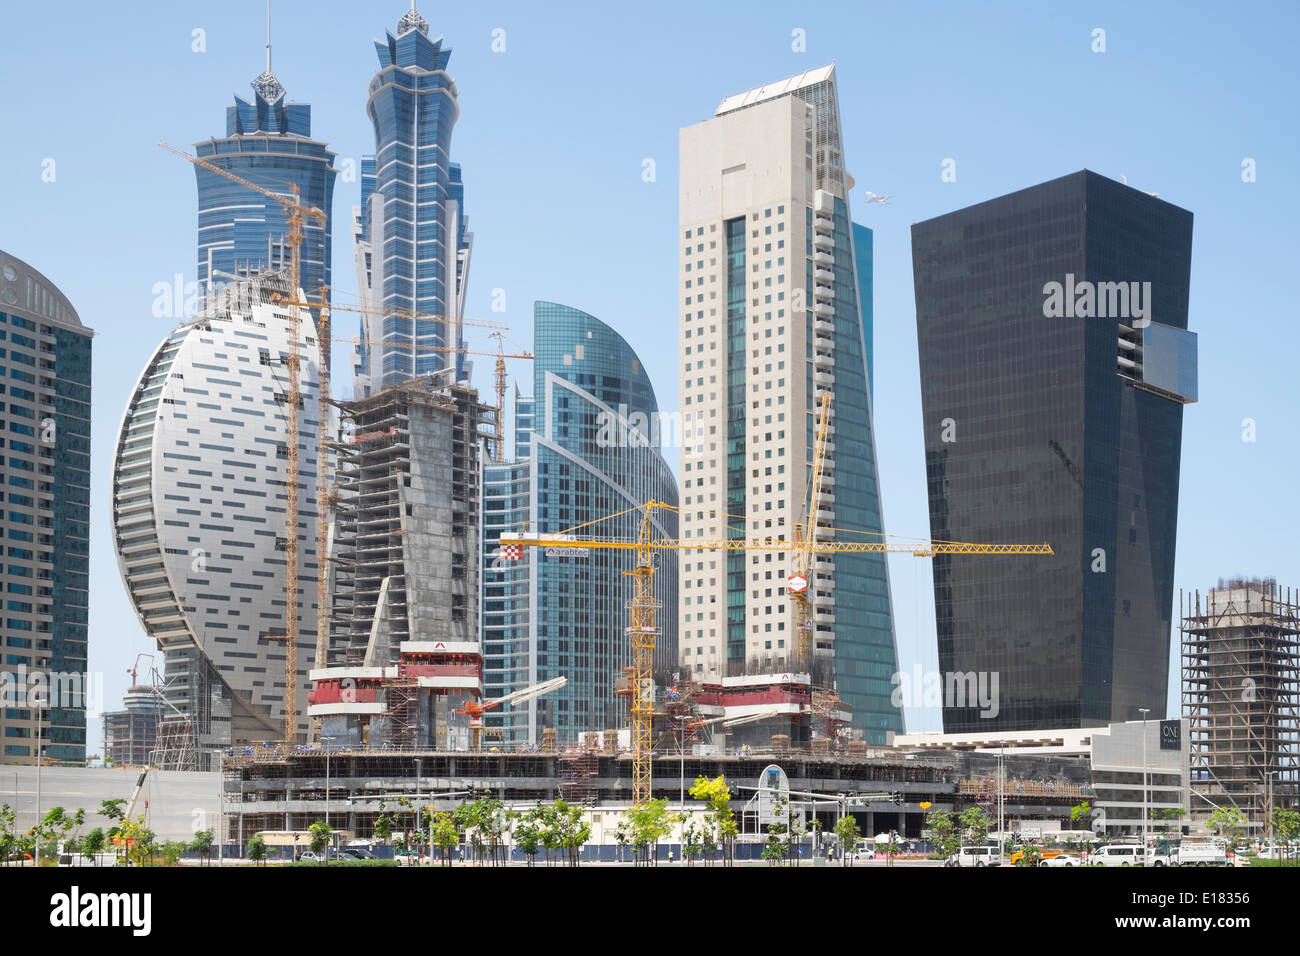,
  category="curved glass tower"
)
[353,4,473,397]
[481,303,678,747]
[194,42,336,311]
